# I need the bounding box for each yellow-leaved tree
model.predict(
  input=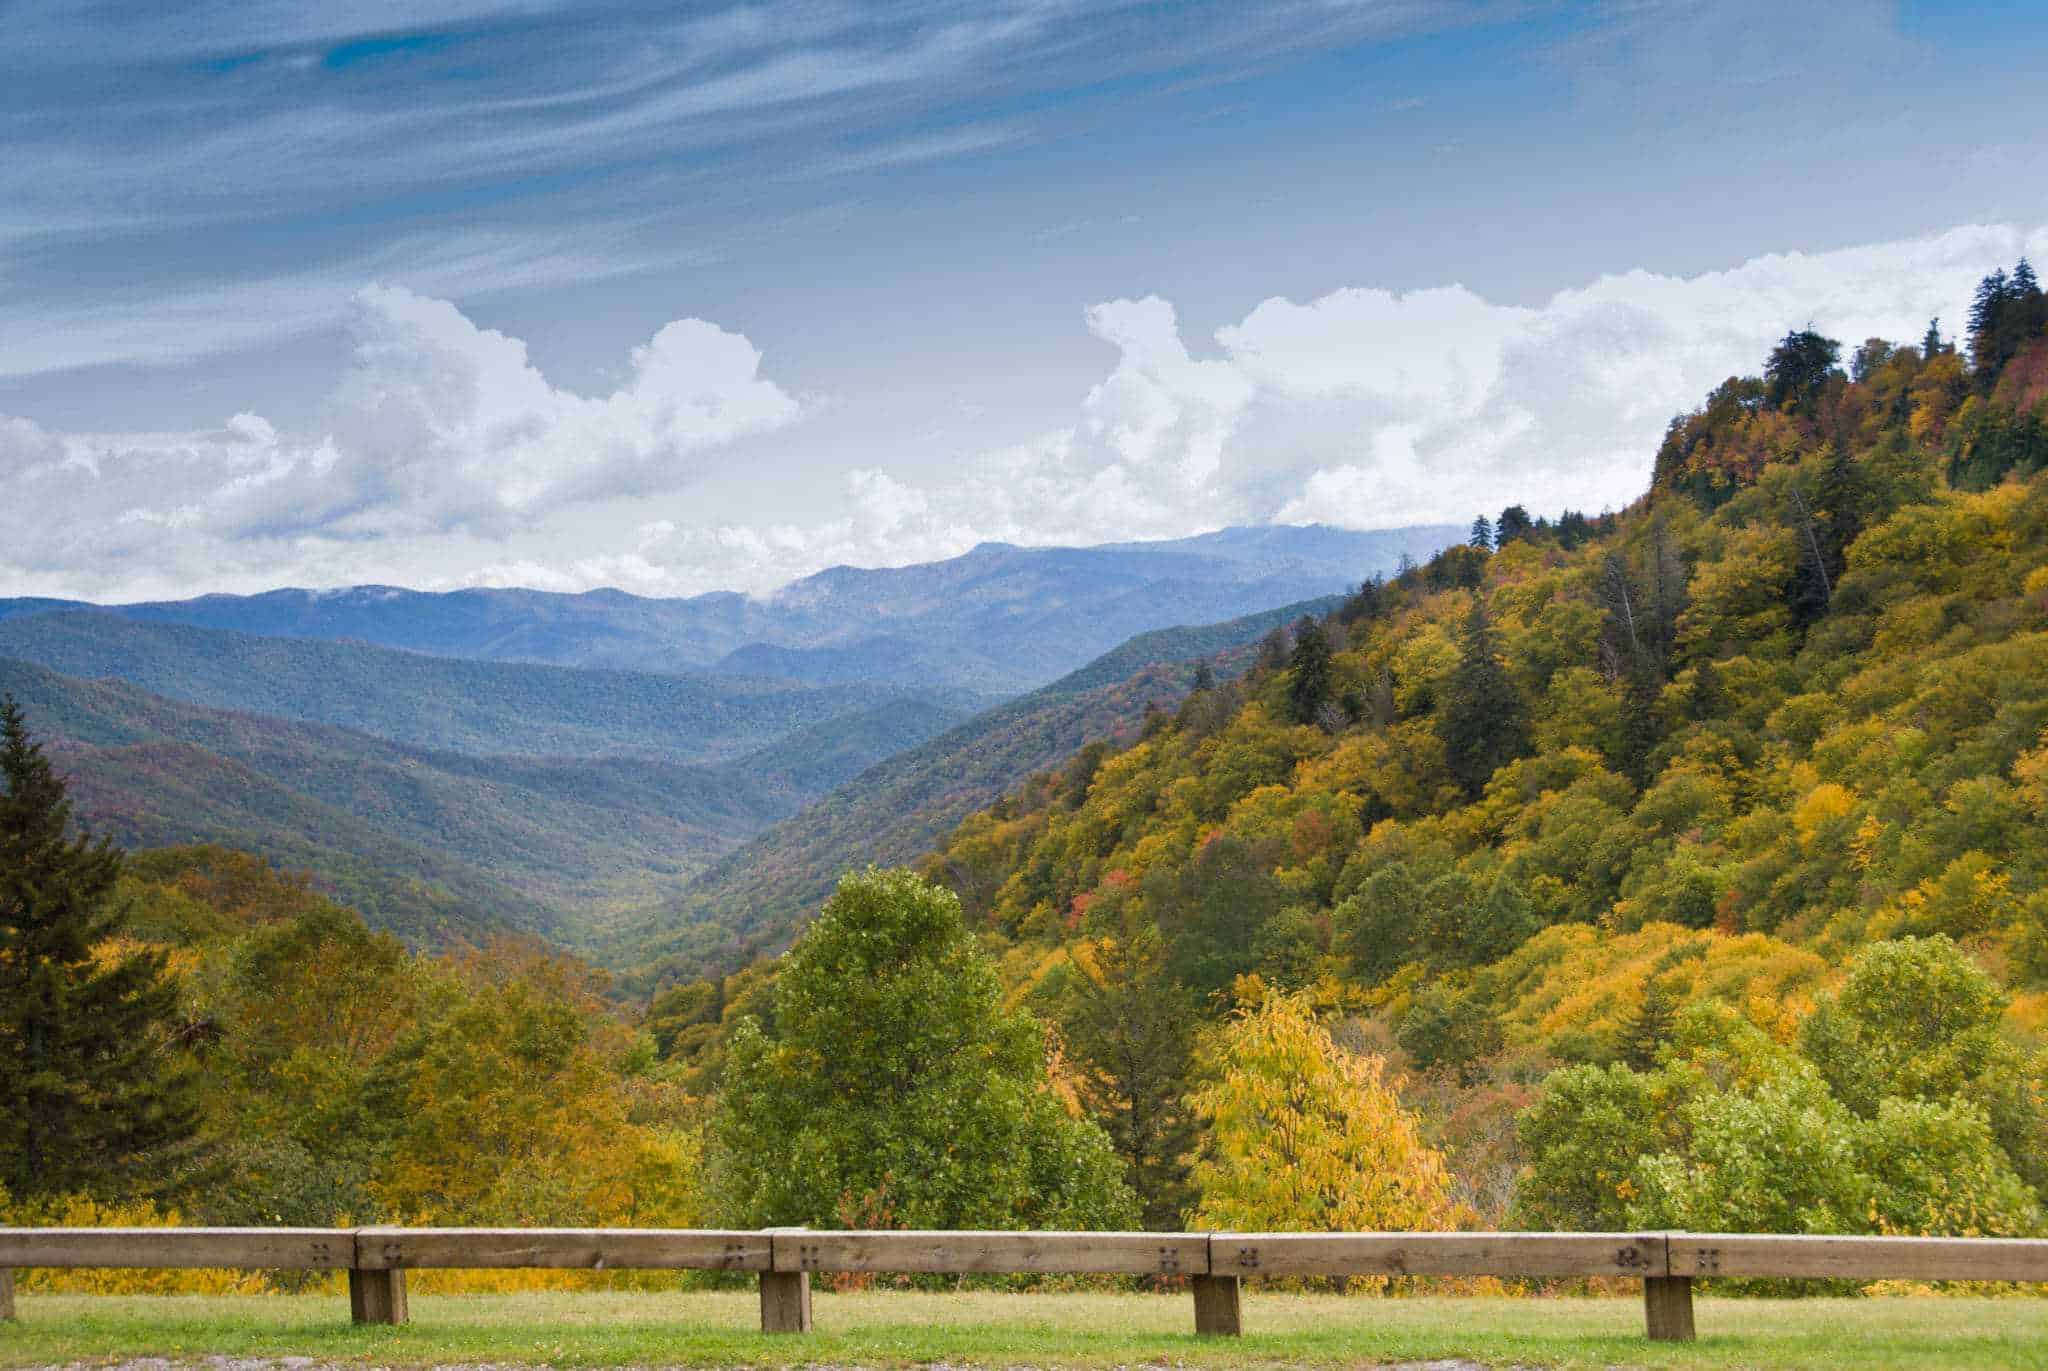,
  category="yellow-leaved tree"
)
[1188,984,1457,1240]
